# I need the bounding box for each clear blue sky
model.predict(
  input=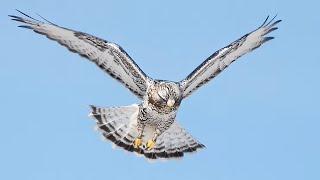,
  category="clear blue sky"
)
[1,0,319,180]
